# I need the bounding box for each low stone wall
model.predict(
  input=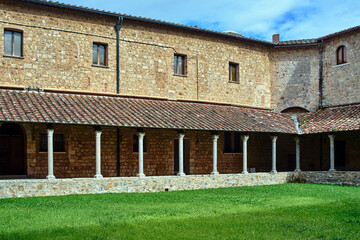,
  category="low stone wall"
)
[2,172,360,199]
[297,171,360,186]
[0,173,294,198]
